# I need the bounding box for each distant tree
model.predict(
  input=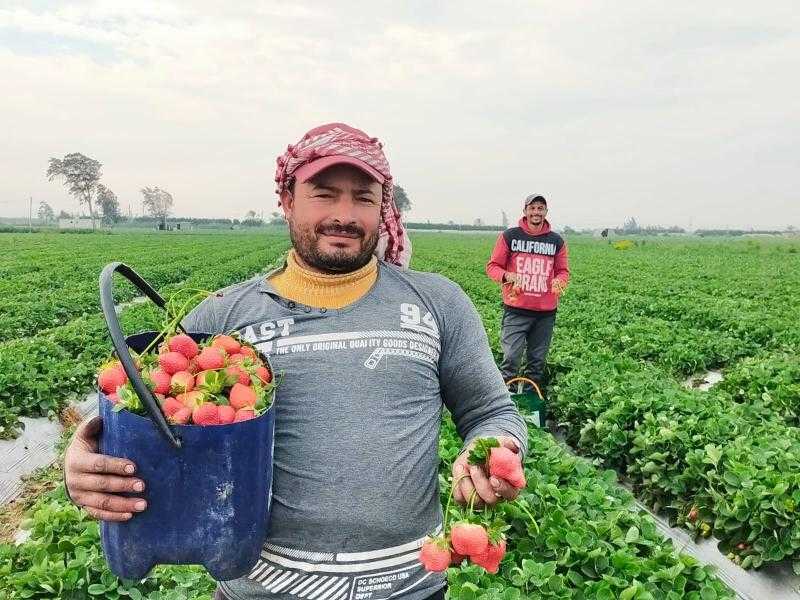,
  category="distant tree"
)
[622,217,640,234]
[46,152,102,231]
[37,201,55,224]
[267,211,286,225]
[245,210,257,219]
[97,184,121,225]
[141,187,174,228]
[393,185,411,214]
[58,209,71,219]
